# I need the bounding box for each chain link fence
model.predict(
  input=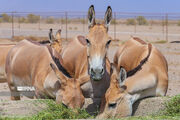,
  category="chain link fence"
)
[0,12,180,42]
